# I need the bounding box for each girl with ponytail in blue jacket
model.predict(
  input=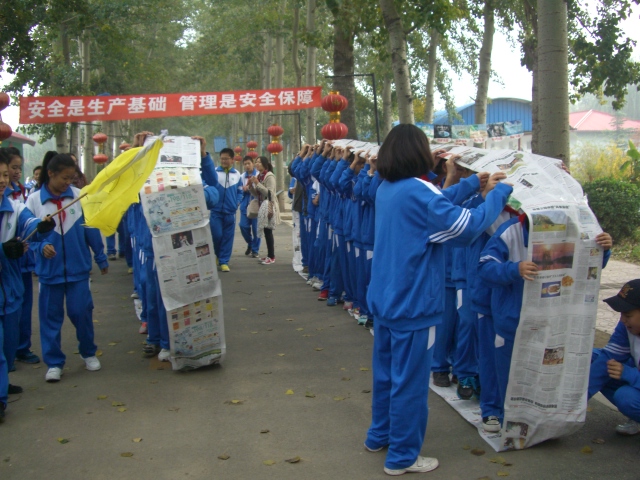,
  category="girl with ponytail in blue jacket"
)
[363,124,512,476]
